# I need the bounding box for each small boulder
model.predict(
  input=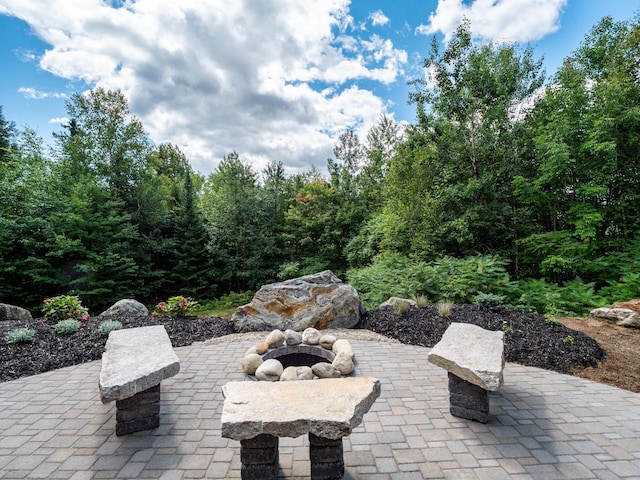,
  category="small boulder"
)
[280,366,314,381]
[319,334,337,350]
[252,342,270,355]
[255,359,284,382]
[332,339,354,358]
[242,354,264,375]
[590,307,640,329]
[332,352,355,375]
[0,303,33,322]
[302,328,321,345]
[312,362,342,379]
[611,300,640,315]
[266,330,285,349]
[284,329,302,346]
[100,299,148,317]
[379,297,416,309]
